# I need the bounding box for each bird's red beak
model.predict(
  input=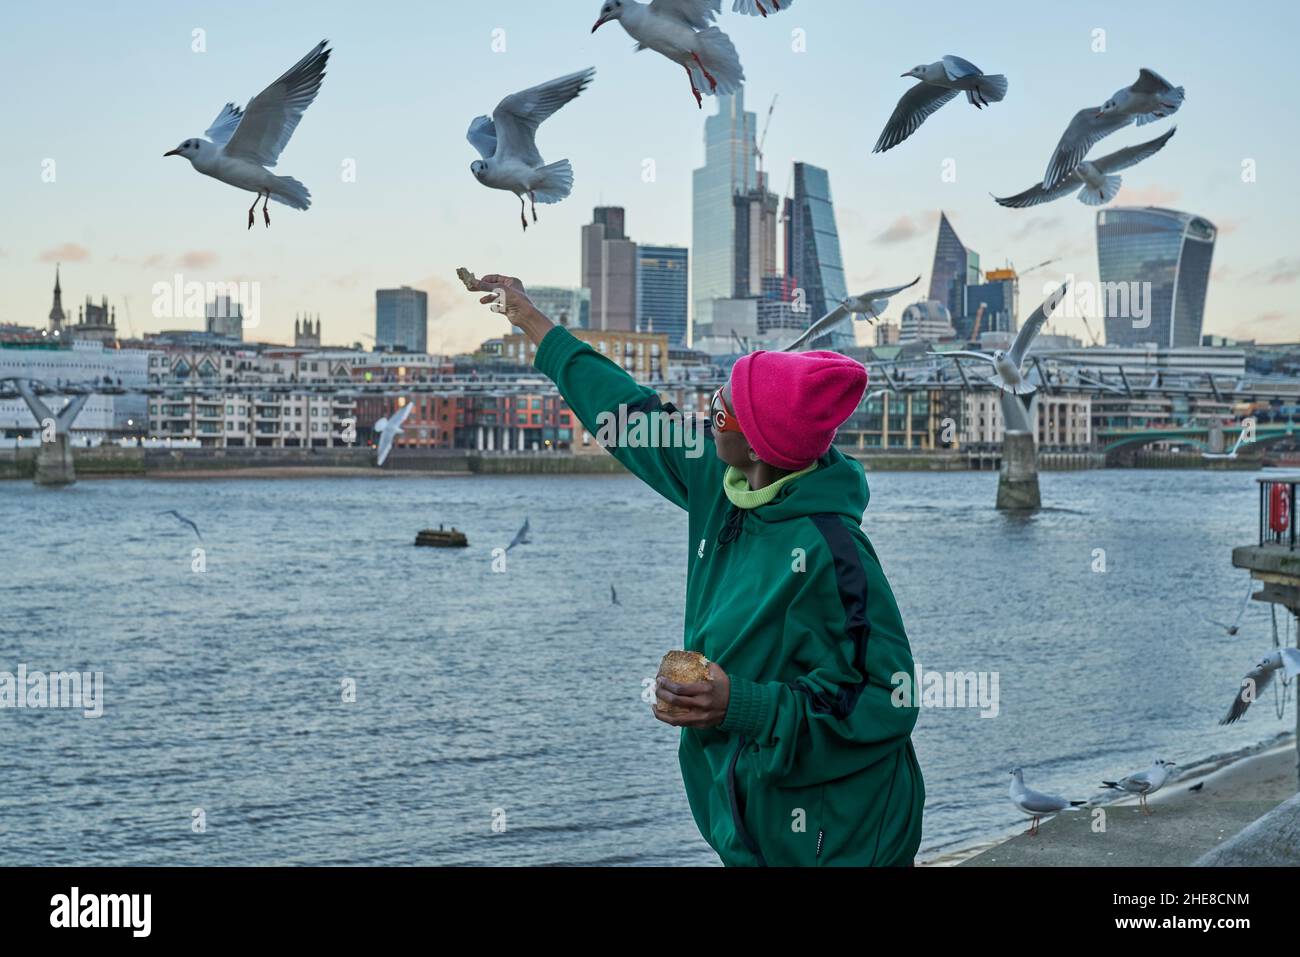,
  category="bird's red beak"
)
[592,17,608,32]
[163,148,181,157]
